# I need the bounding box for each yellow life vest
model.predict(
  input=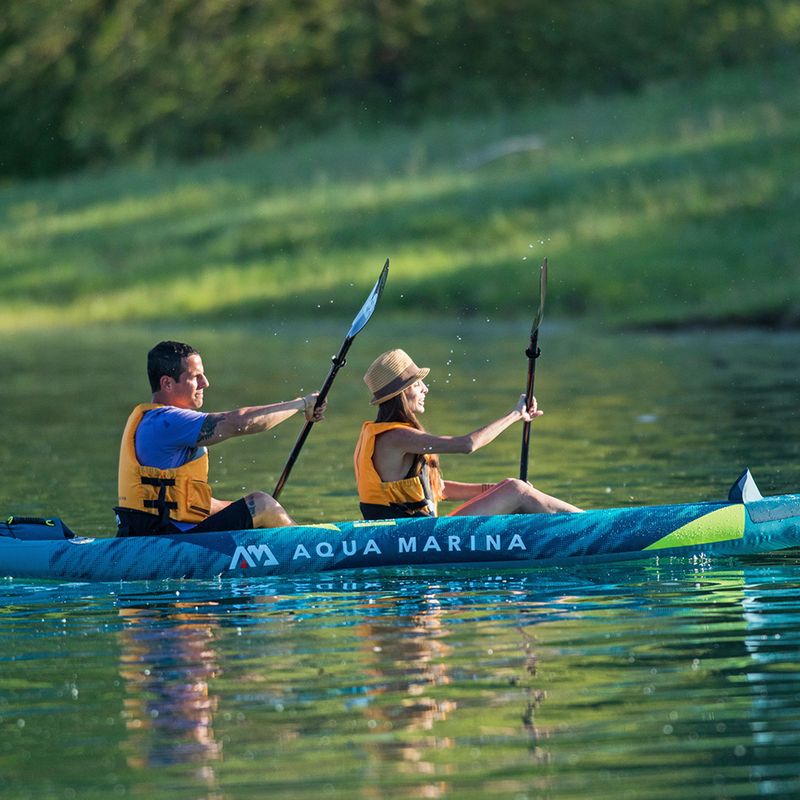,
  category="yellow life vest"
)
[354,421,443,517]
[117,403,212,525]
